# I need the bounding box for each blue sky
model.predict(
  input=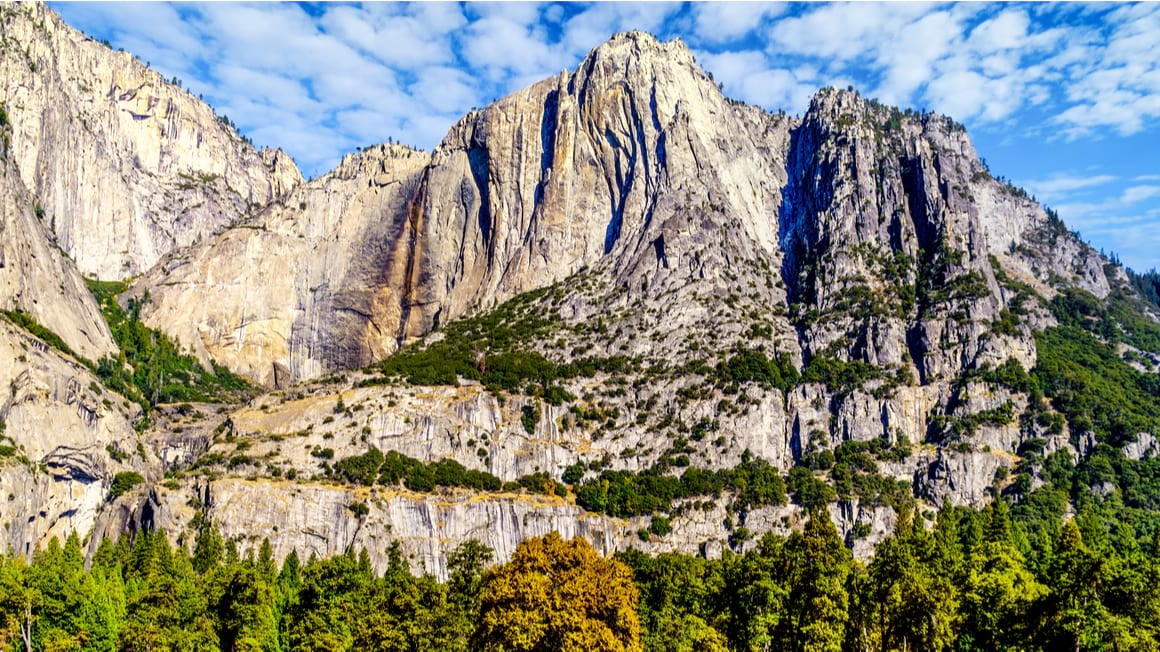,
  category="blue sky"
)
[51,2,1160,272]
